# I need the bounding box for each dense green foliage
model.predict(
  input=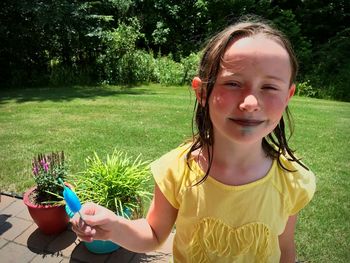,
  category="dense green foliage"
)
[71,150,151,219]
[1,0,349,100]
